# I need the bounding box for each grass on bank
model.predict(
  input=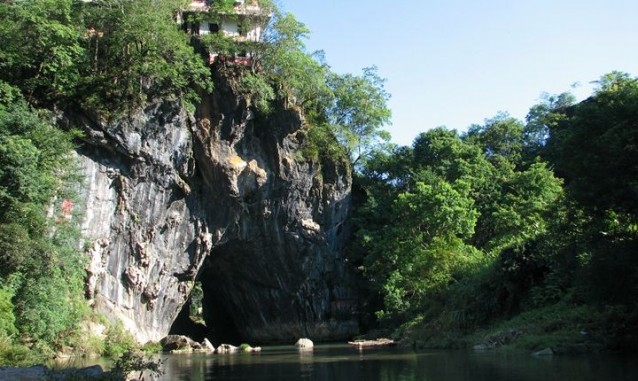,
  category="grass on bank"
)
[402,301,638,353]
[0,316,162,367]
